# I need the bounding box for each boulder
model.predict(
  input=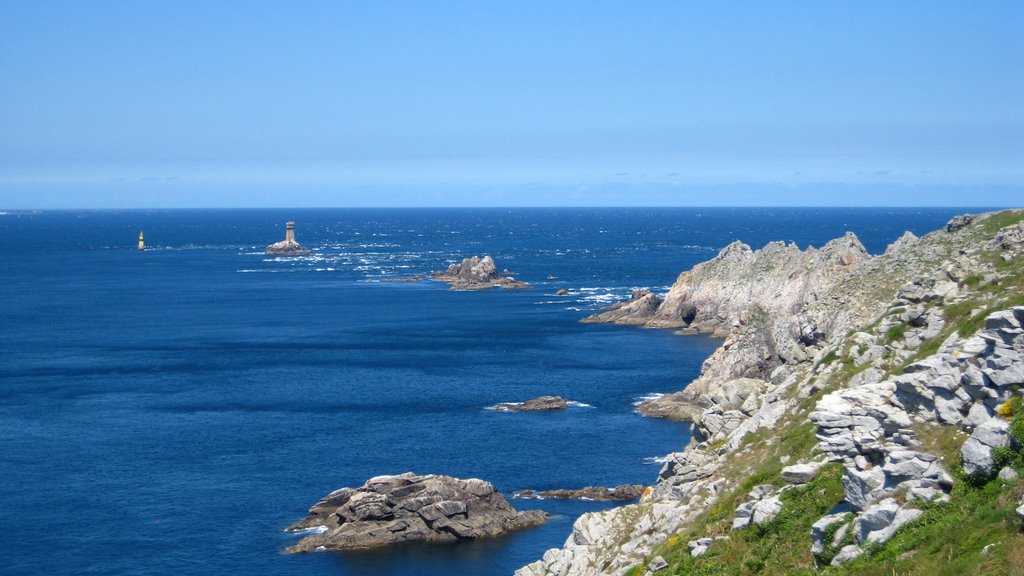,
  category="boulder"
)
[781,462,825,485]
[286,473,547,552]
[961,418,1012,477]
